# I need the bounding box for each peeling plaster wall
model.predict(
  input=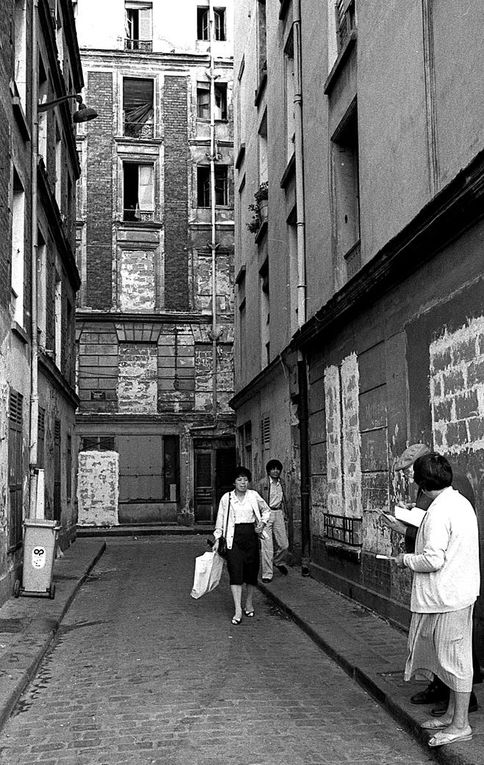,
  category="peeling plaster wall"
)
[324,365,342,516]
[430,316,484,453]
[341,354,362,518]
[77,451,119,526]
